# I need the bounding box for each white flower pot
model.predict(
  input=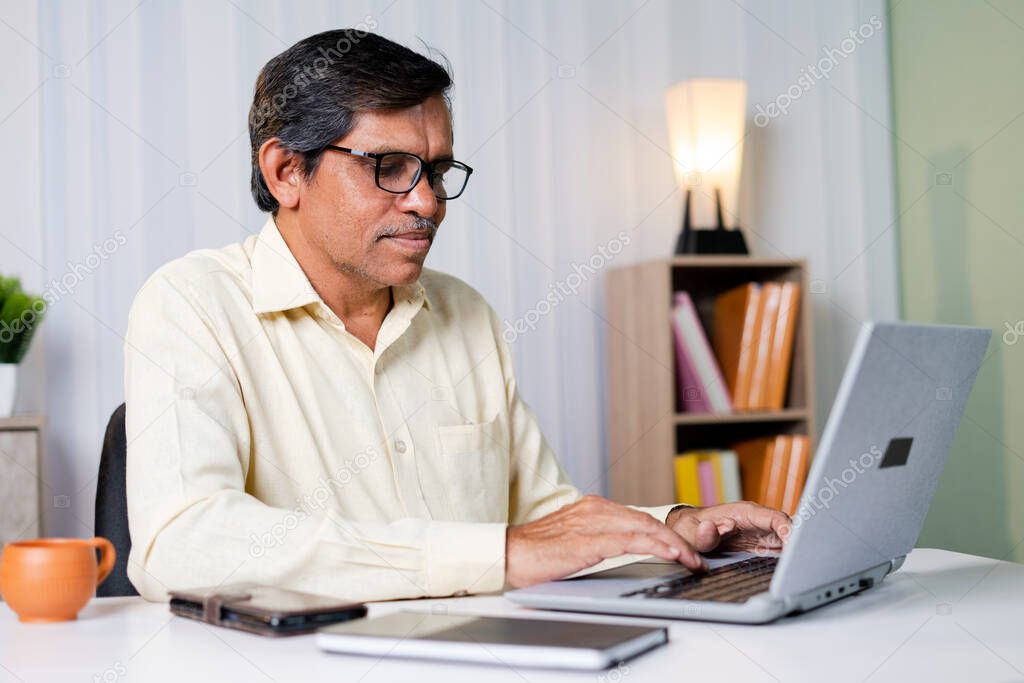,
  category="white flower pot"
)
[0,364,16,417]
